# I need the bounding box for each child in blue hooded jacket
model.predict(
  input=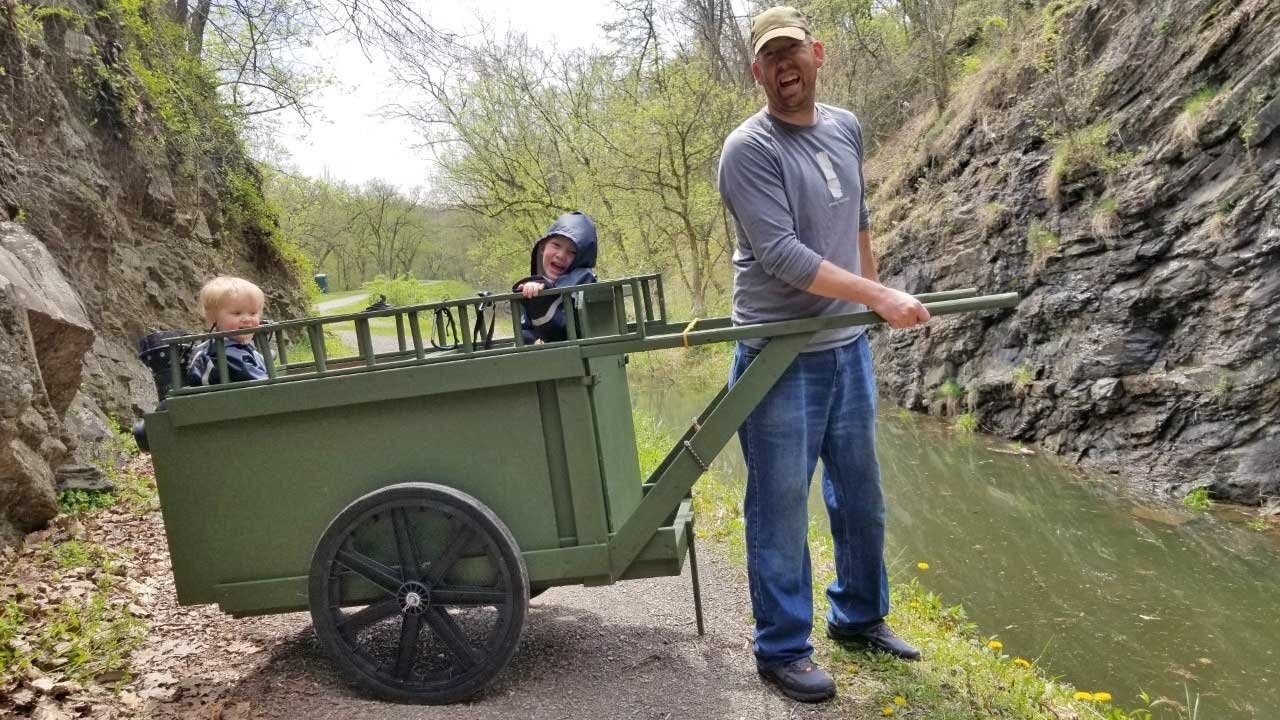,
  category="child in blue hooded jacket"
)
[512,211,599,344]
